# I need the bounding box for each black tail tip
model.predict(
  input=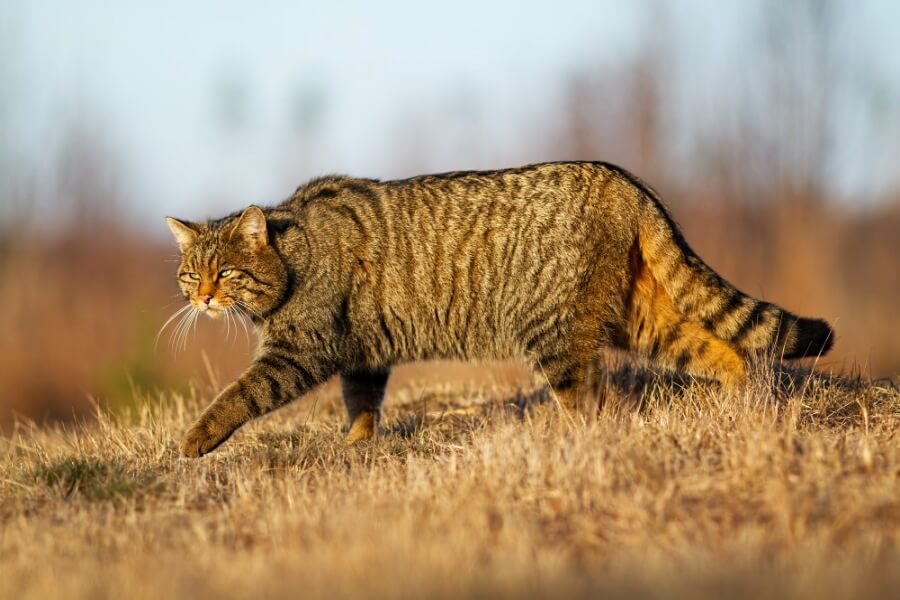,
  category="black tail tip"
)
[785,317,835,359]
